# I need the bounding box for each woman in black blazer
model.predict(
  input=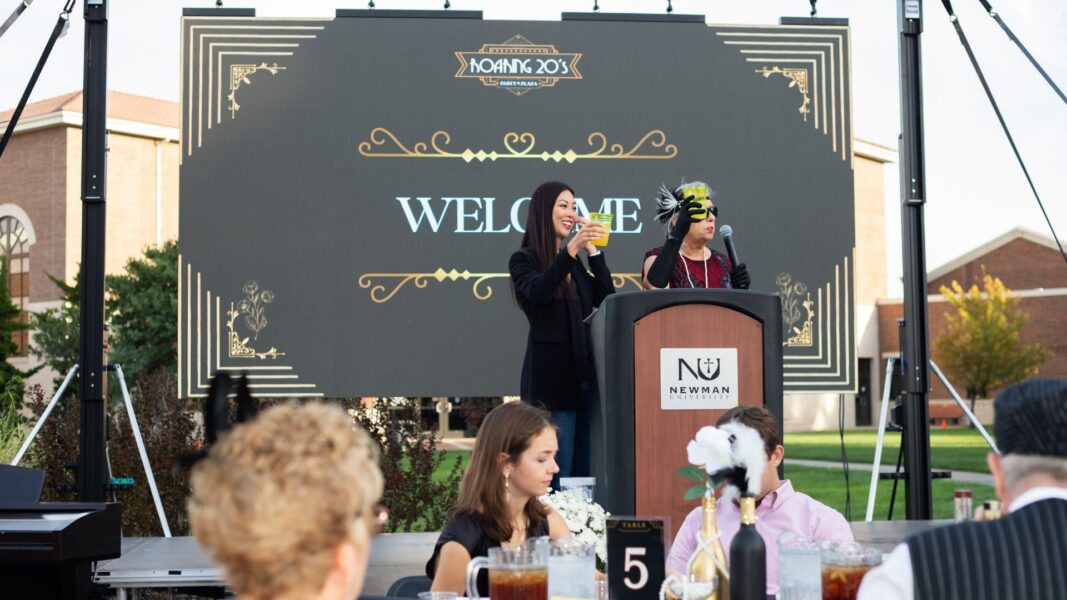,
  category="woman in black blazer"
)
[509,181,615,485]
